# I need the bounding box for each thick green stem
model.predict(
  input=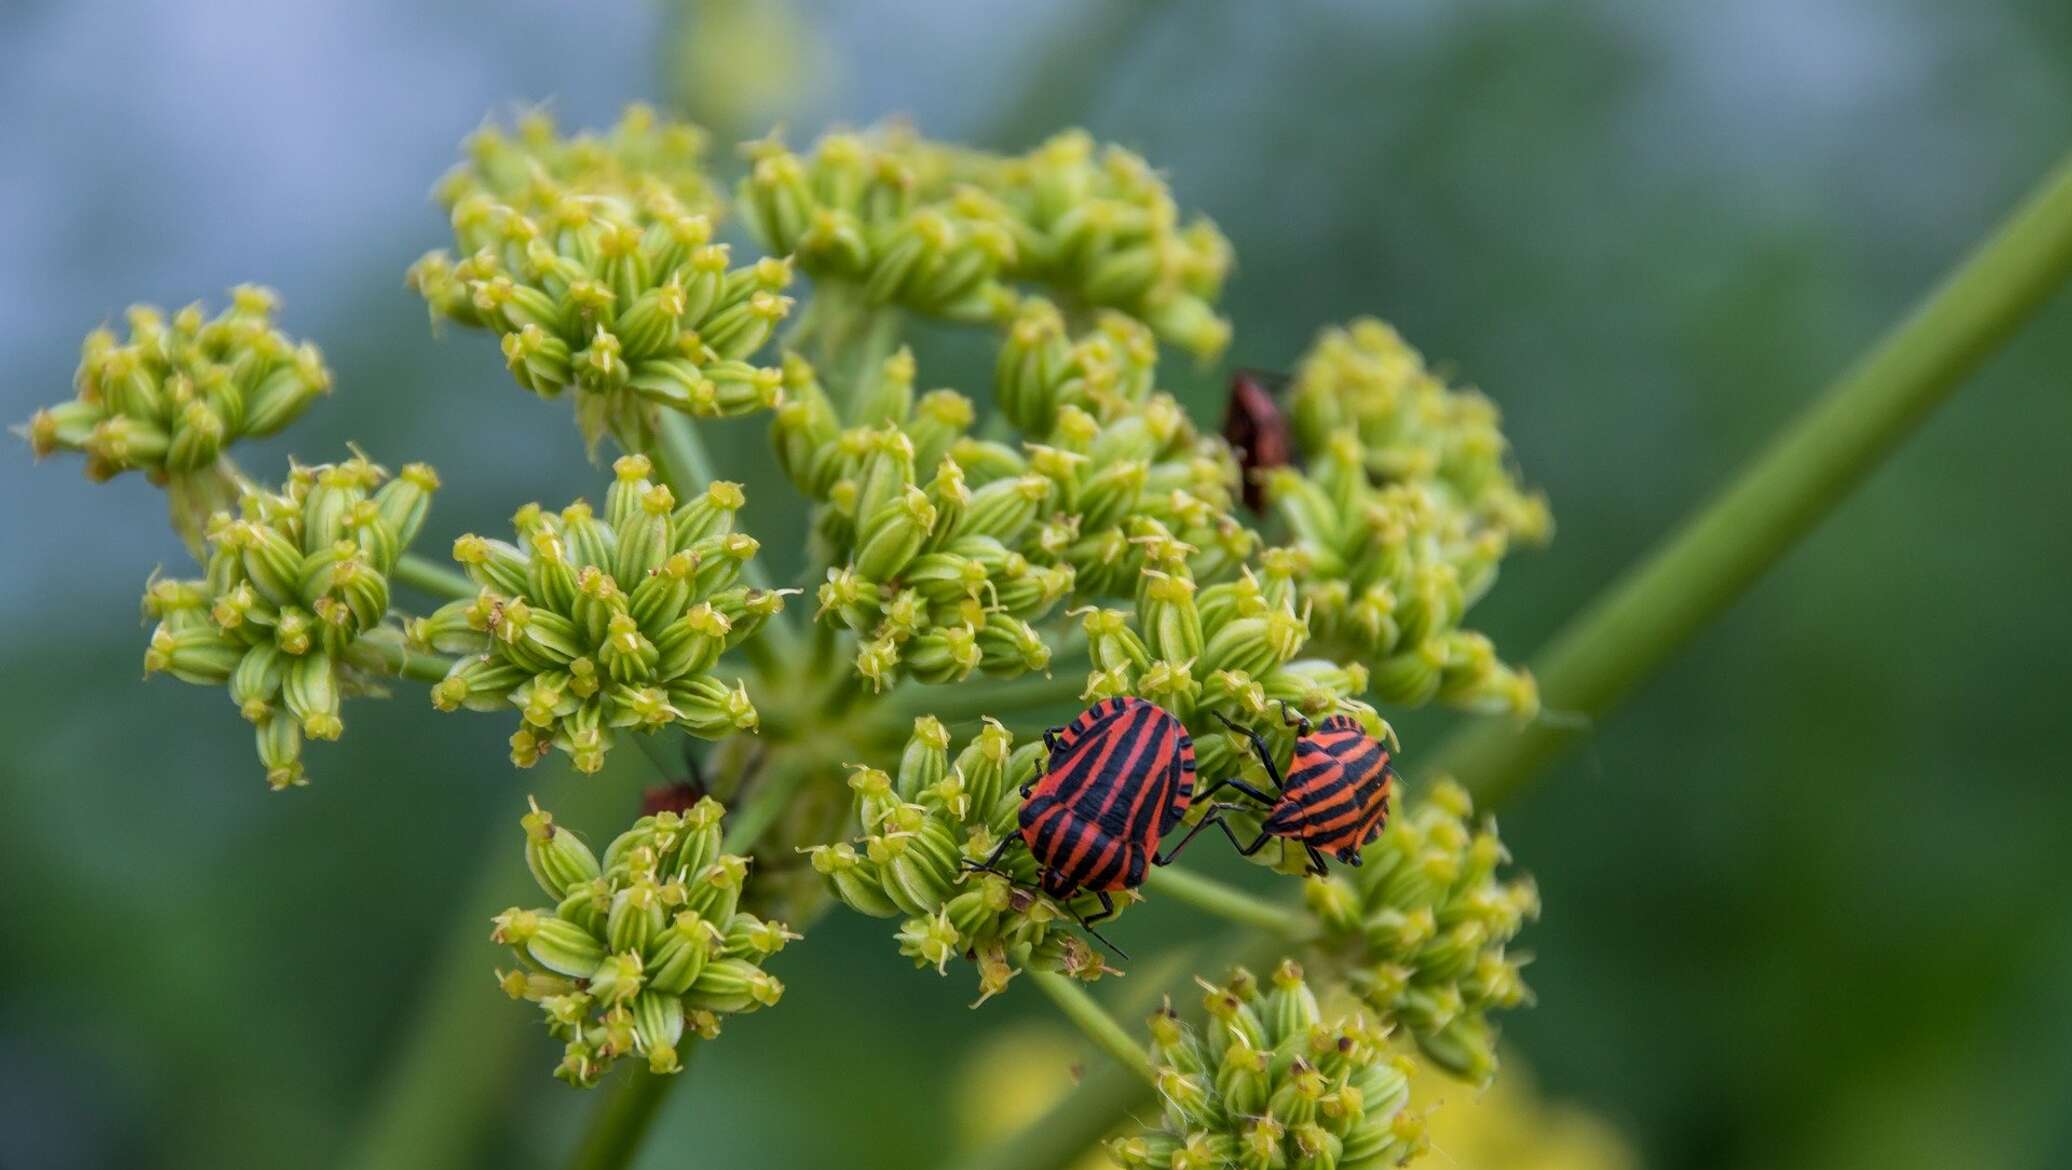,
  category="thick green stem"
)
[1438,149,2072,805]
[885,667,1090,725]
[346,638,456,686]
[1028,972,1155,1086]
[565,1064,685,1170]
[1142,866,1310,939]
[392,552,476,601]
[721,752,817,853]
